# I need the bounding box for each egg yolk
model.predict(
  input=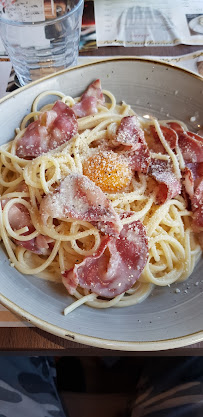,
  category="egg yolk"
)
[83,151,132,192]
